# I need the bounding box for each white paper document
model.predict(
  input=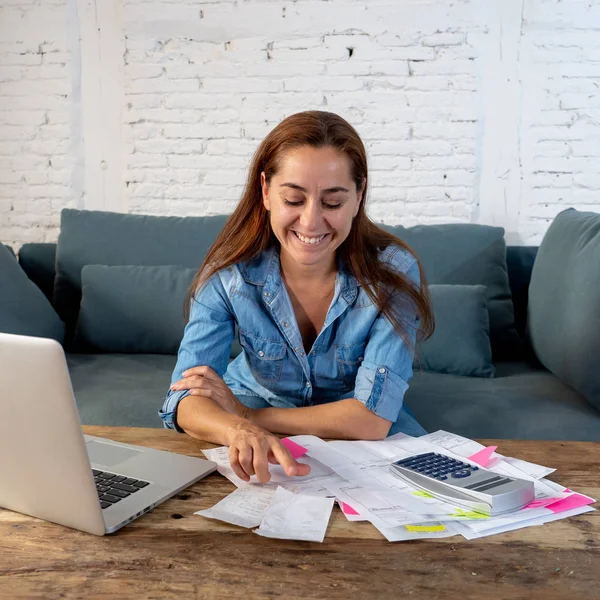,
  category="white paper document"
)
[254,486,335,543]
[198,431,595,543]
[202,444,333,489]
[195,485,276,529]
